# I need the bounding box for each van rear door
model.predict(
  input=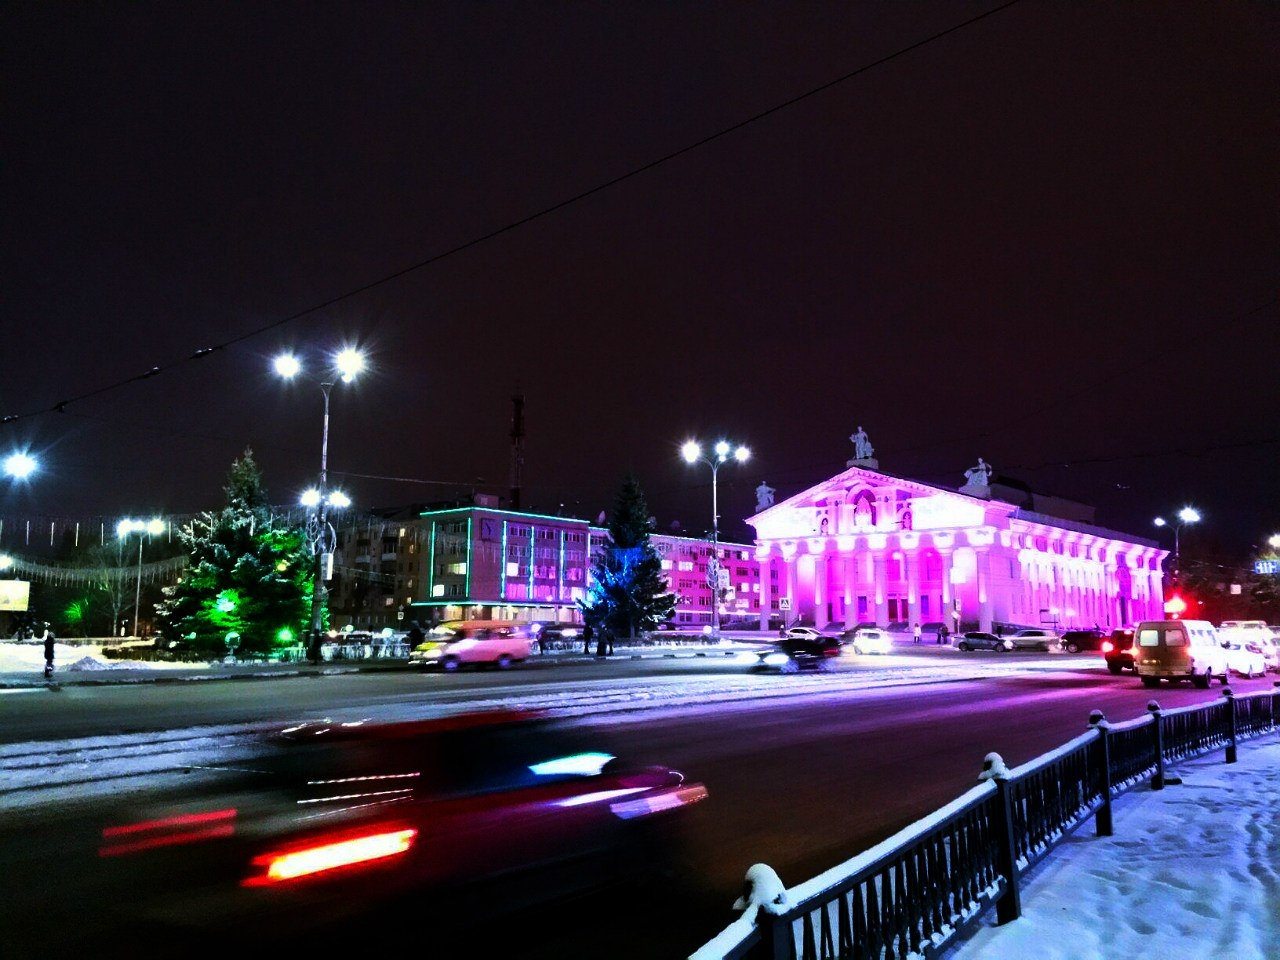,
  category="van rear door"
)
[1135,623,1190,676]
